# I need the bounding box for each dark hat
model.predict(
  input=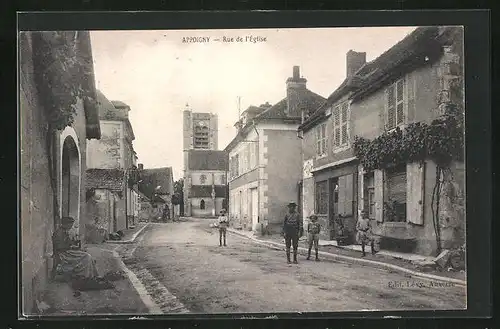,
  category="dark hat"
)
[61,216,75,224]
[308,214,318,219]
[287,202,297,207]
